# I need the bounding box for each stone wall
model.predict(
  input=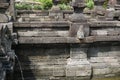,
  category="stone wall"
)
[14,43,120,80]
[16,10,73,22]
[13,0,120,80]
